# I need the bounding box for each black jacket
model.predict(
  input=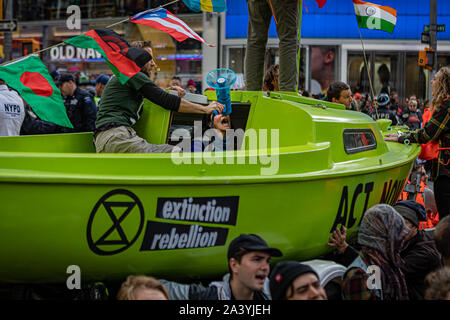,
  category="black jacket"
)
[63,87,97,132]
[400,230,442,300]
